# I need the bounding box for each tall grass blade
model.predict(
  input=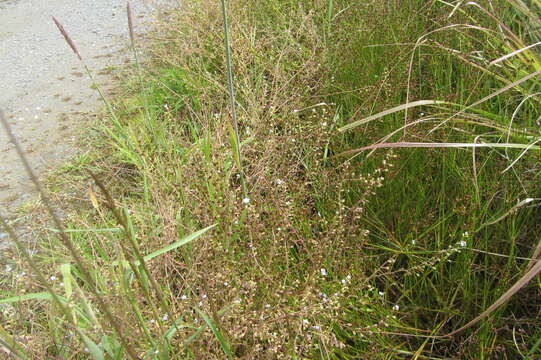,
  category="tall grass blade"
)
[443,258,541,337]
[143,224,216,262]
[0,324,28,360]
[195,308,233,359]
[349,141,541,152]
[76,329,105,360]
[0,110,142,360]
[338,100,447,132]
[219,0,245,193]
[490,41,541,65]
